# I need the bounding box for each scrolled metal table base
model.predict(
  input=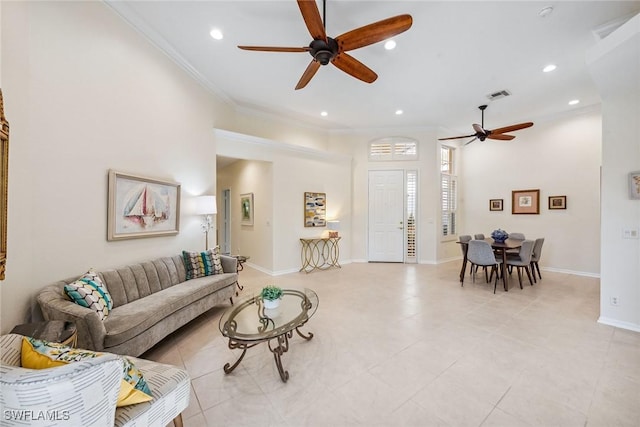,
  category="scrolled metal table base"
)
[223,326,314,383]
